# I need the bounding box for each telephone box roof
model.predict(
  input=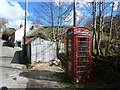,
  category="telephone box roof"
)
[67,27,91,35]
[68,27,91,32]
